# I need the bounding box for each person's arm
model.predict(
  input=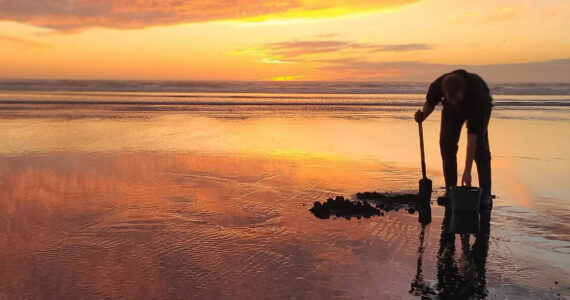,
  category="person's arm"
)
[416,75,444,123]
[415,102,435,123]
[463,81,489,186]
[464,108,482,186]
[462,133,477,186]
[422,102,435,118]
